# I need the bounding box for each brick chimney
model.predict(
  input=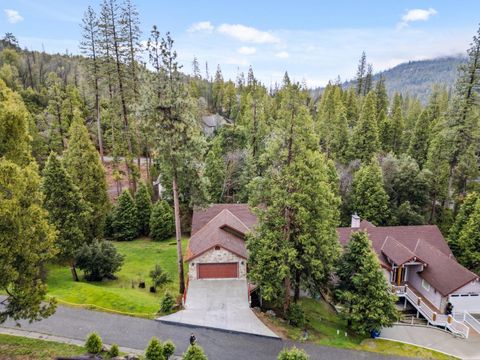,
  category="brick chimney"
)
[351,213,360,228]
